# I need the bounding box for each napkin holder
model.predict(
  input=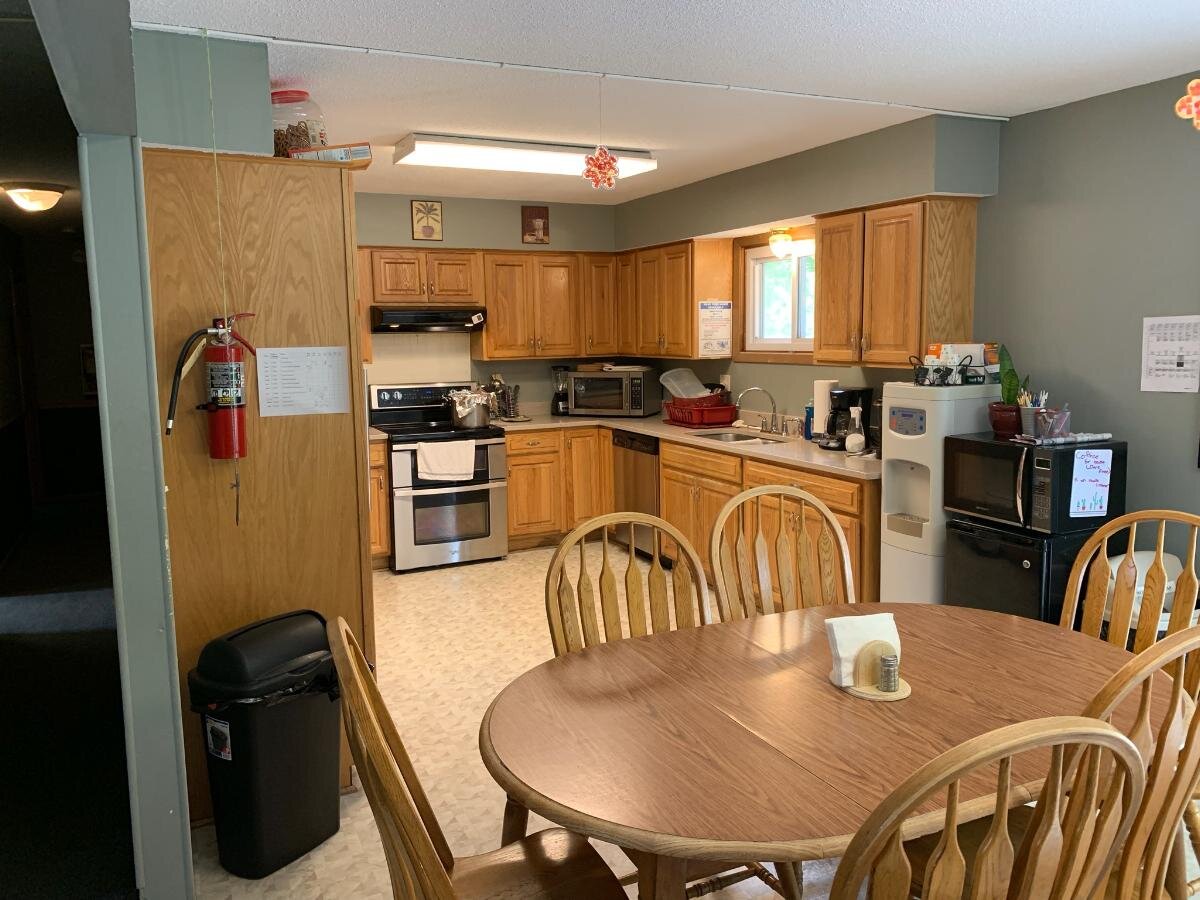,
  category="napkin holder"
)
[843,639,911,702]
